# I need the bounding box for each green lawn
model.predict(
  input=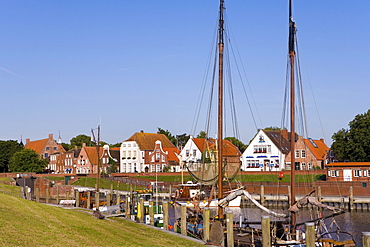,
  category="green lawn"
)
[0,192,203,247]
[71,177,146,191]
